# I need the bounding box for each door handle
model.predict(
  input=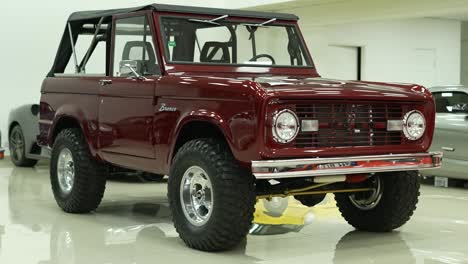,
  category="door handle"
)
[442,147,455,152]
[99,79,113,86]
